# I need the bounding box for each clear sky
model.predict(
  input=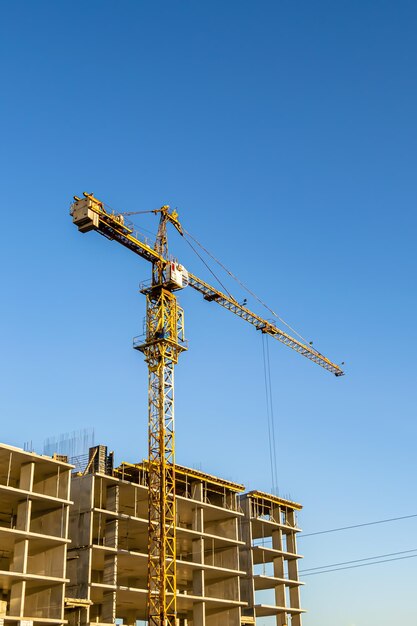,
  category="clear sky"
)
[1,1,417,624]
